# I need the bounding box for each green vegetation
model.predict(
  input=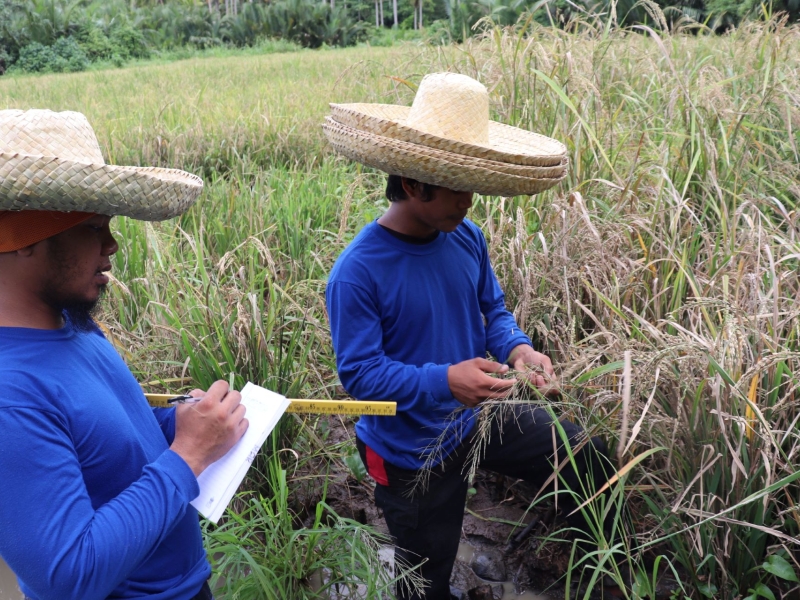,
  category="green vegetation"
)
[205,451,423,598]
[0,0,369,74]
[1,0,799,75]
[2,11,800,598]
